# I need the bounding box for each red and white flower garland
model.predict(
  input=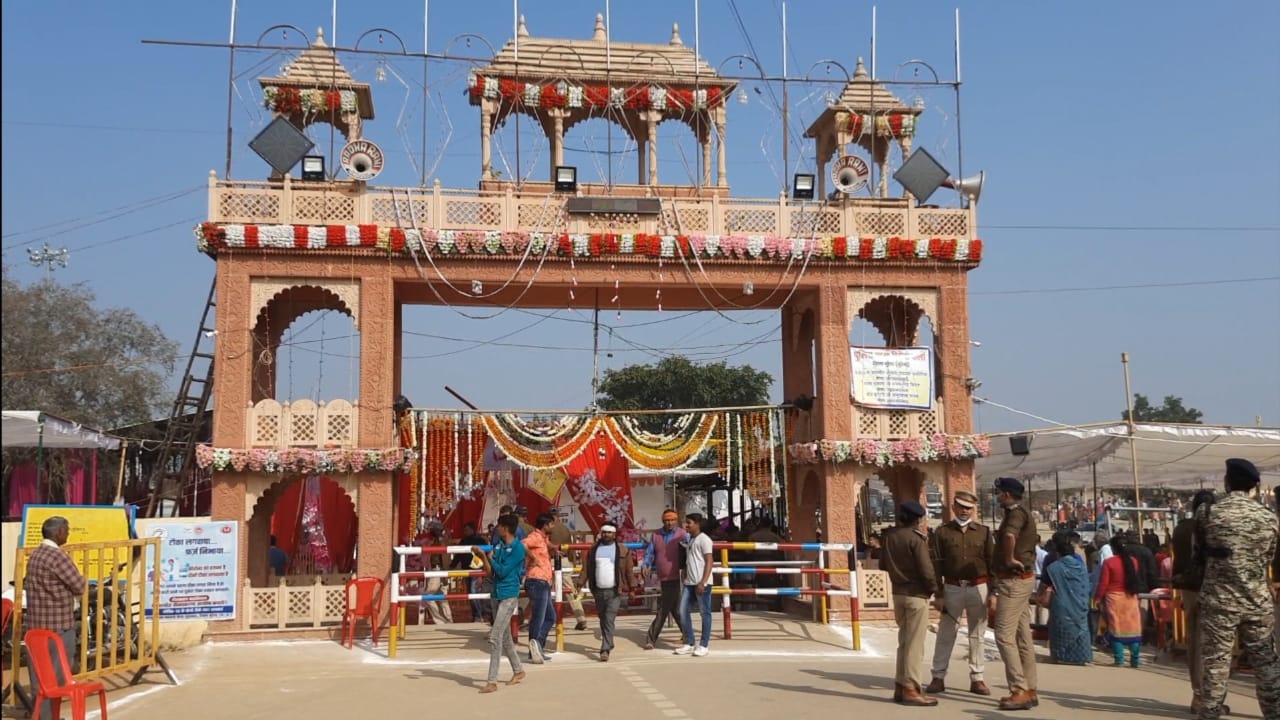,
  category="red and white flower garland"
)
[469,74,724,112]
[196,223,983,263]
